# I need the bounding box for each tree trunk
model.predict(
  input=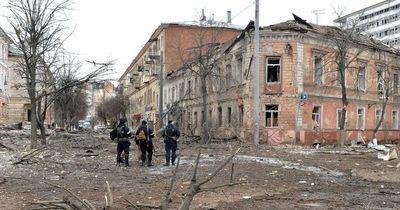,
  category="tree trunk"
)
[179,184,198,210]
[201,74,208,144]
[373,93,389,139]
[338,53,348,146]
[37,95,47,145]
[30,95,37,149]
